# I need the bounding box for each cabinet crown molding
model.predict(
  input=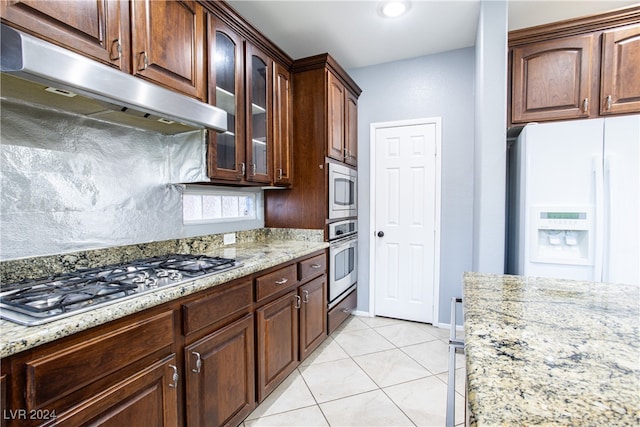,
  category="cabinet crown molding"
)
[293,53,362,96]
[509,5,640,46]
